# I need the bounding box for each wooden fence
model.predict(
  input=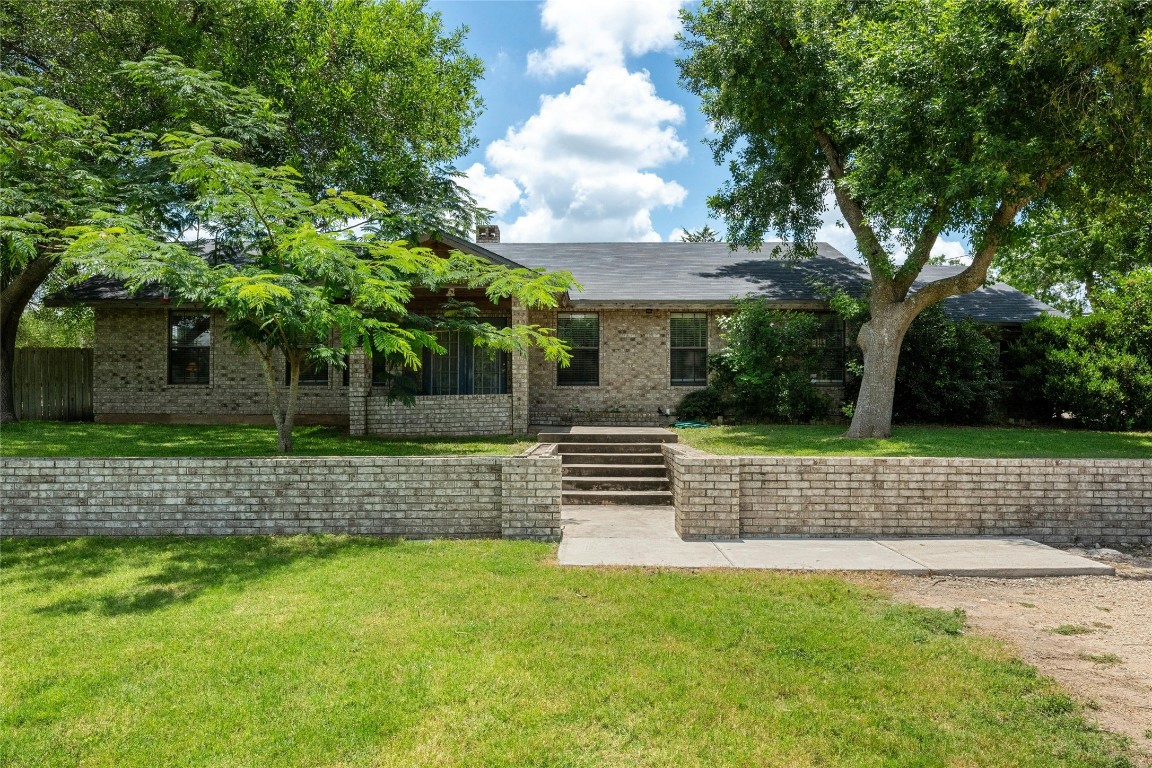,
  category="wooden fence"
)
[13,348,93,421]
